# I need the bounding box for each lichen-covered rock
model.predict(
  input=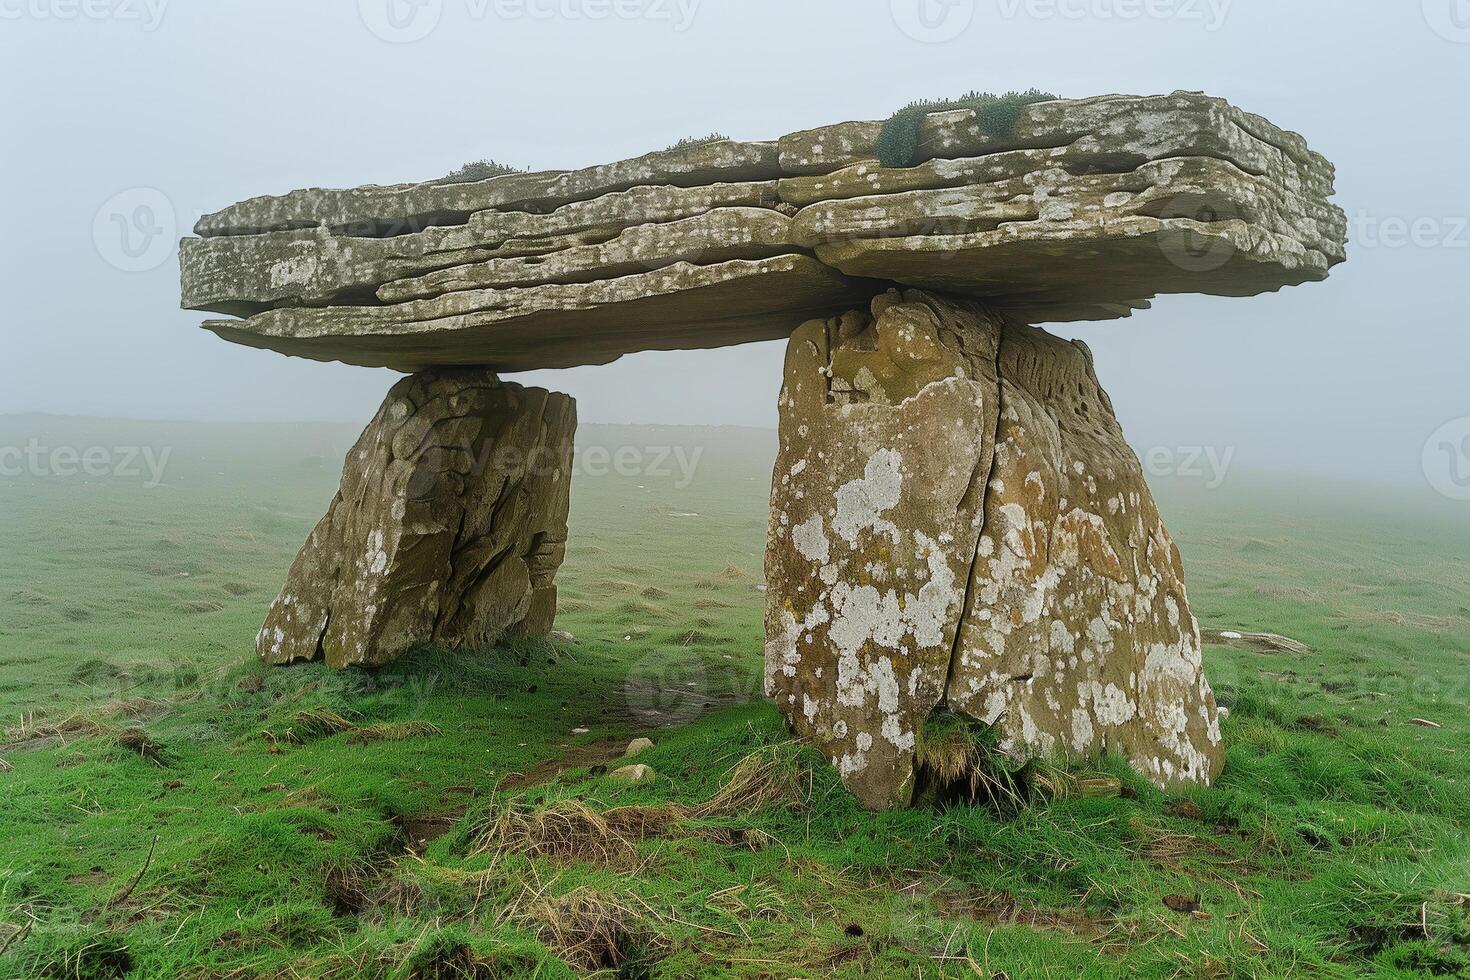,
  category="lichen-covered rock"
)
[208,255,877,372]
[257,370,574,668]
[764,290,1222,808]
[183,91,1346,372]
[946,325,1224,787]
[194,138,782,238]
[764,290,1003,810]
[182,182,783,314]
